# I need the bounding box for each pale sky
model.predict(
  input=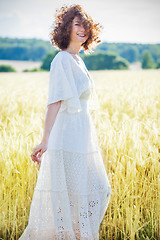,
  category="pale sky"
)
[0,0,160,44]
